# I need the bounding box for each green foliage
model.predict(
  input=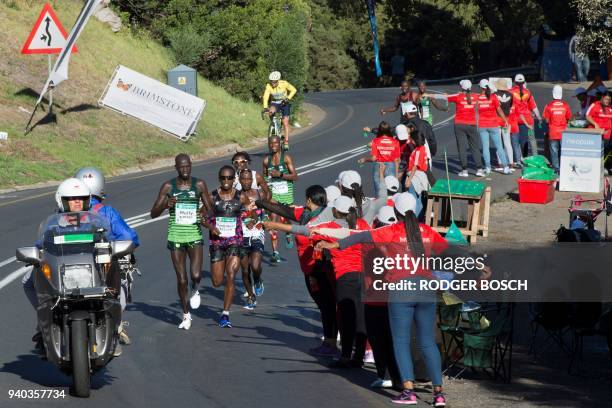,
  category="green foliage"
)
[572,0,612,62]
[166,25,211,67]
